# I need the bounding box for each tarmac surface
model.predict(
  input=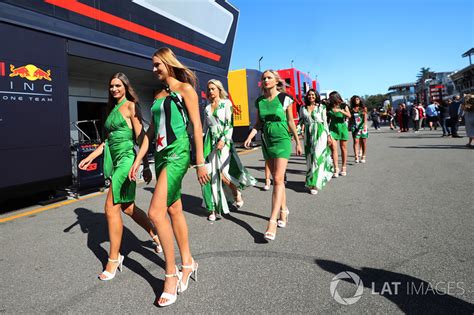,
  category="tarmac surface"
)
[1,127,473,314]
